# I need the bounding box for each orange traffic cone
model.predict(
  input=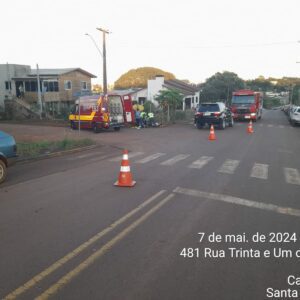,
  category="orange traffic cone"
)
[114,149,136,187]
[247,120,254,134]
[208,125,216,141]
